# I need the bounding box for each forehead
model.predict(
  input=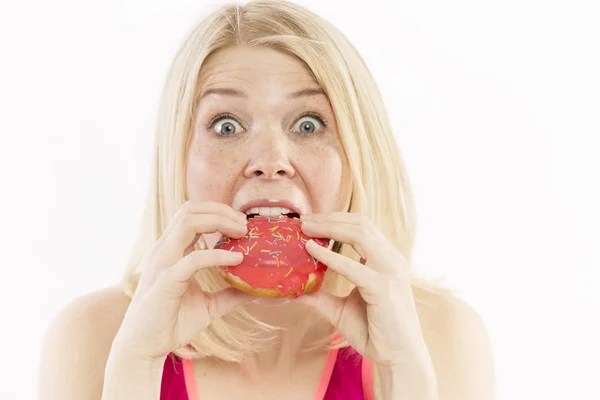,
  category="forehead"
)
[198,46,319,93]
